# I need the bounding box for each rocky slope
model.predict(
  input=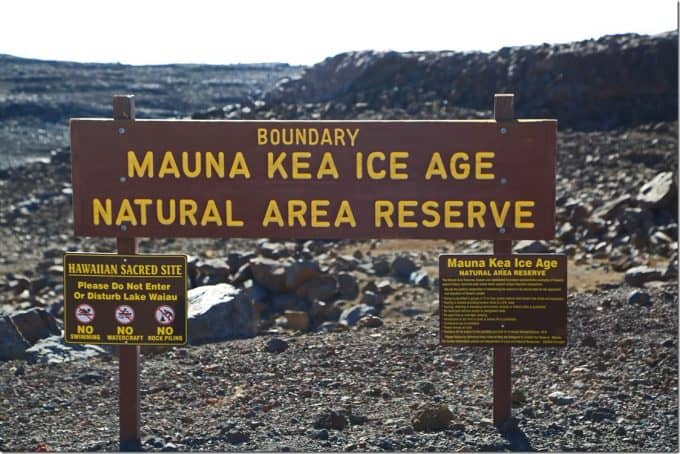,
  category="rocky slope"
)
[0,55,302,166]
[0,30,677,452]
